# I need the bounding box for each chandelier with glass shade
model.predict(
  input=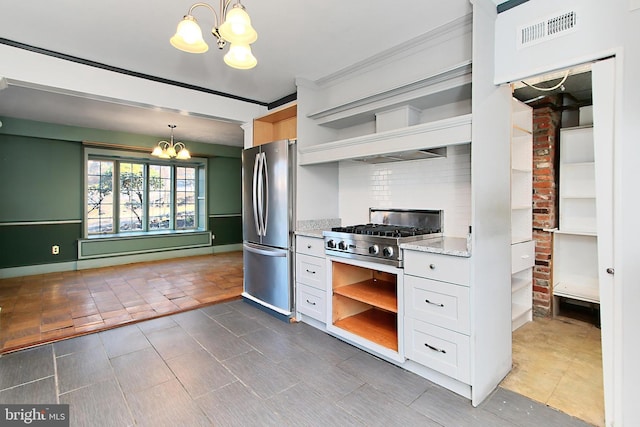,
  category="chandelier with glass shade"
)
[151,125,191,160]
[170,1,258,70]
